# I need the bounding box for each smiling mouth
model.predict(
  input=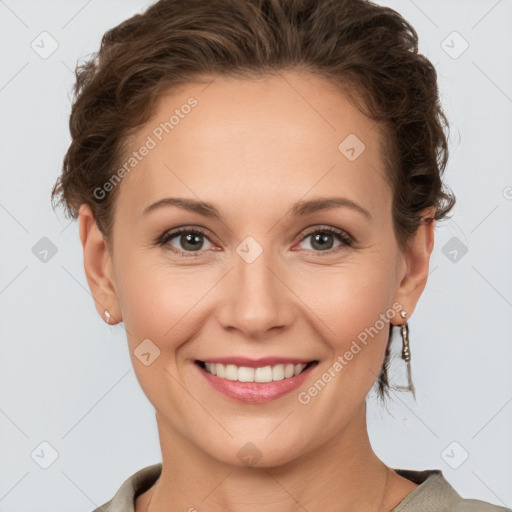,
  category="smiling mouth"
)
[195,360,318,383]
